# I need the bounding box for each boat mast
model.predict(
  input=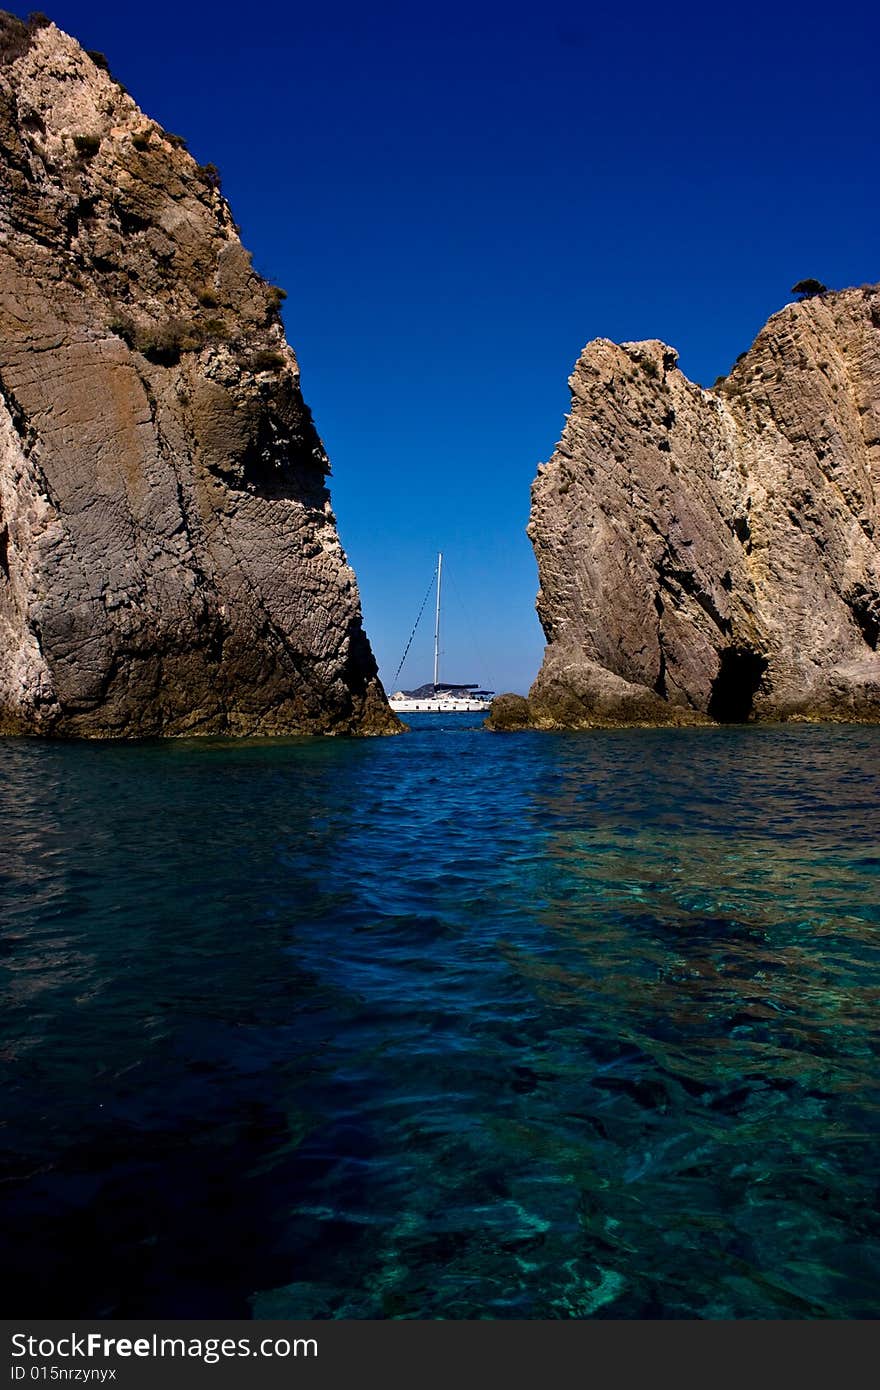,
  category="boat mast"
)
[433,551,442,690]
